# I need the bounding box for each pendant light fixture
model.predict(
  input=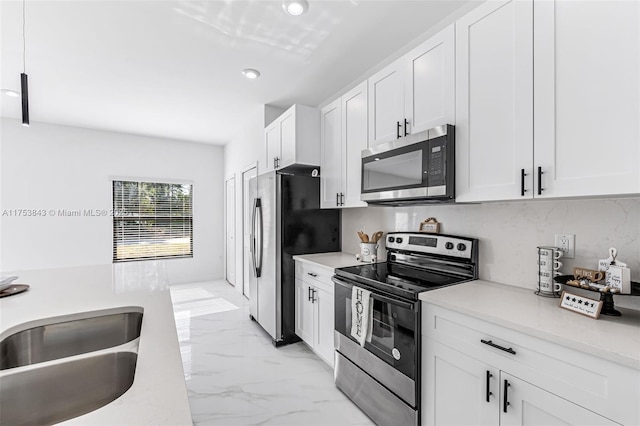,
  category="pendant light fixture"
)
[21,0,29,126]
